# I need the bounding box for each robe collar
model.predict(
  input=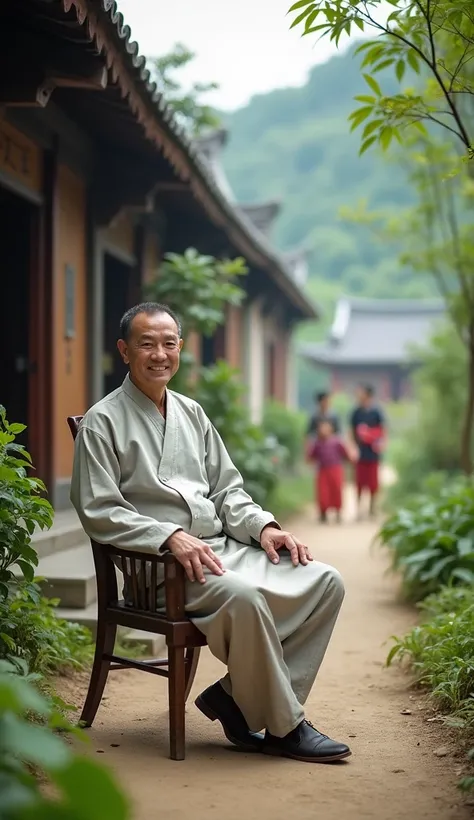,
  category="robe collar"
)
[121,374,180,477]
[122,373,167,420]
